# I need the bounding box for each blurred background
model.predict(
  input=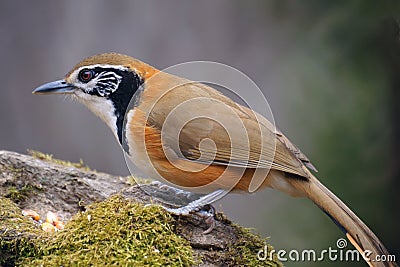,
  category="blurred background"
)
[0,1,399,266]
